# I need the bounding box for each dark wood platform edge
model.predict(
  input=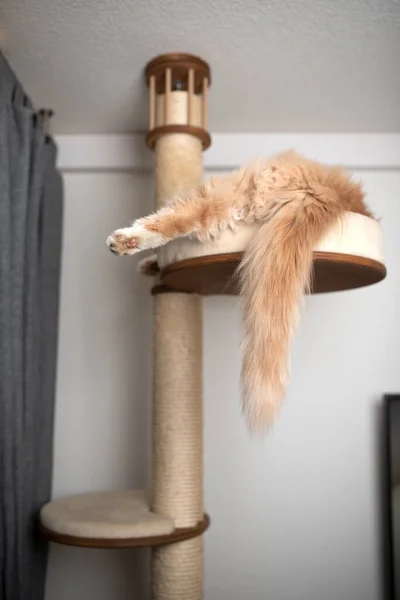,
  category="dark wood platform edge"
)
[160,251,387,293]
[38,513,210,549]
[161,251,387,278]
[146,125,211,151]
[151,284,177,295]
